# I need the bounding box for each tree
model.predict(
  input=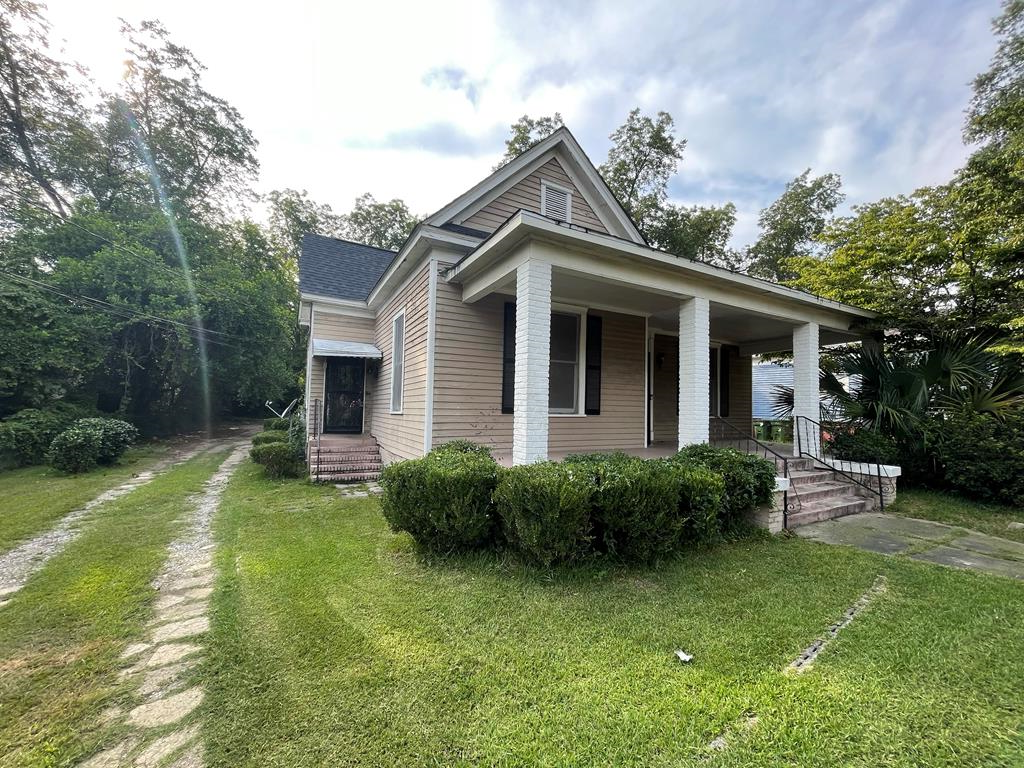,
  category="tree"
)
[340,193,418,250]
[0,0,86,218]
[599,109,686,233]
[495,113,563,169]
[647,202,741,269]
[266,188,344,264]
[747,169,843,281]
